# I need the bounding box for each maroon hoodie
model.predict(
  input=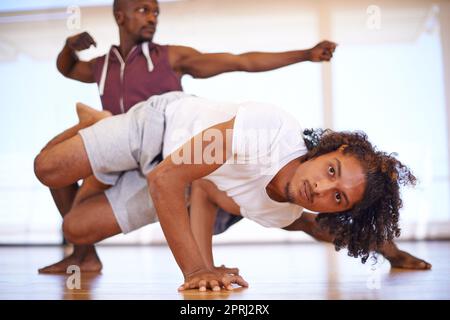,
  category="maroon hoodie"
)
[93,42,182,115]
